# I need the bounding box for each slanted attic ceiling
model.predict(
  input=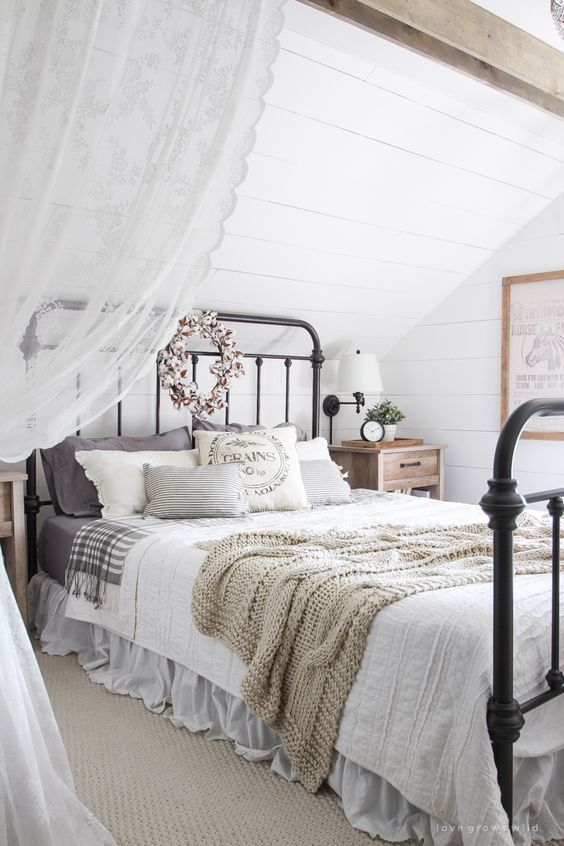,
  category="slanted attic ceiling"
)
[195,0,564,359]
